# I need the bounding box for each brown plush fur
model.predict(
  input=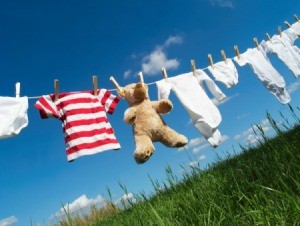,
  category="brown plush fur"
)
[120,82,188,164]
